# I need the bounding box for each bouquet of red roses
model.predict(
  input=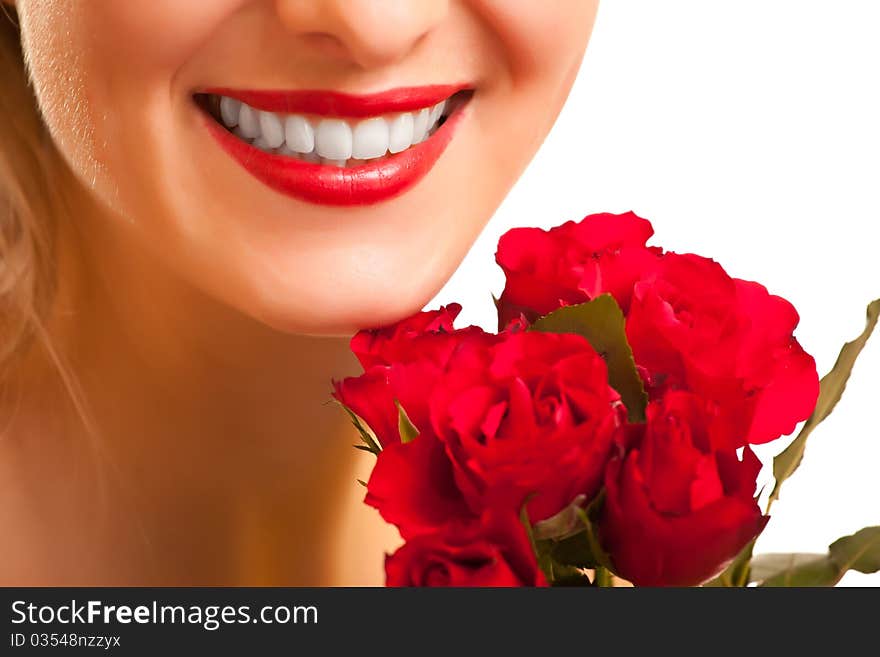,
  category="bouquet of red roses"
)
[333,212,880,587]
